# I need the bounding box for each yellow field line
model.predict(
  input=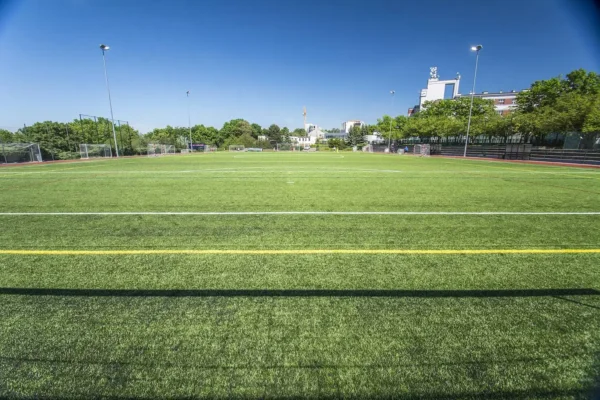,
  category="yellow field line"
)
[0,249,599,255]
